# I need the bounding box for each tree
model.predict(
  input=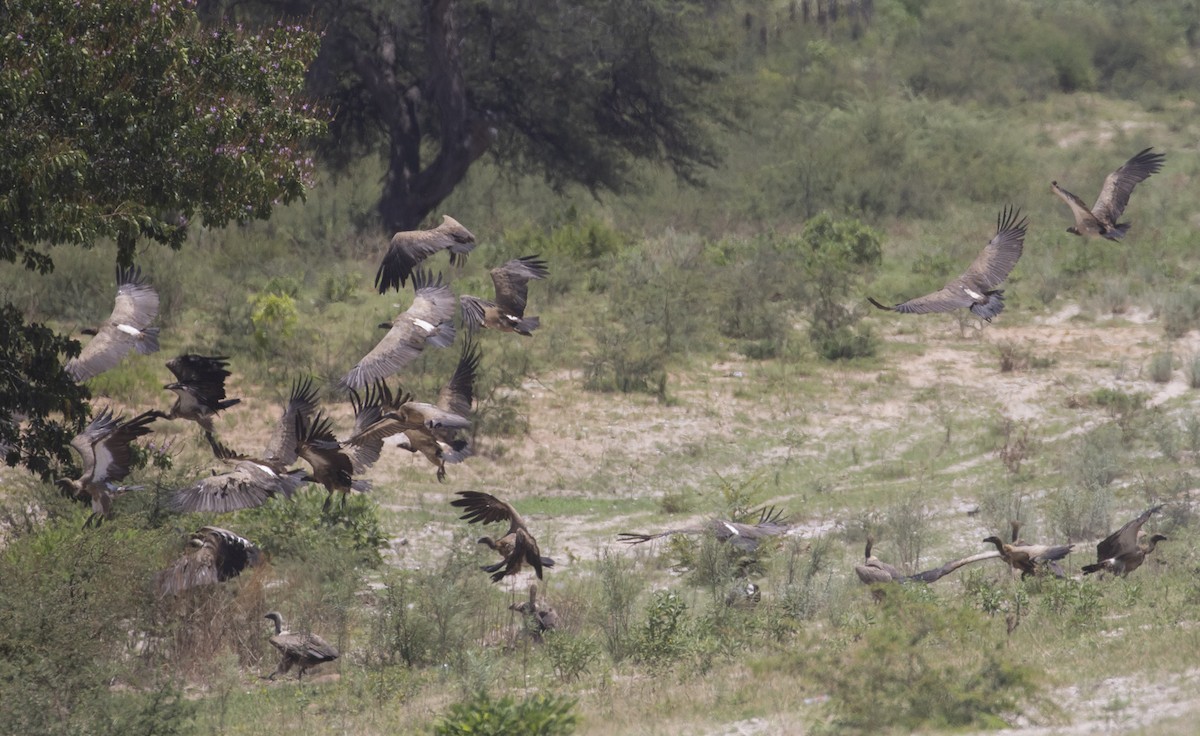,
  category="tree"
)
[0,0,324,477]
[204,0,735,231]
